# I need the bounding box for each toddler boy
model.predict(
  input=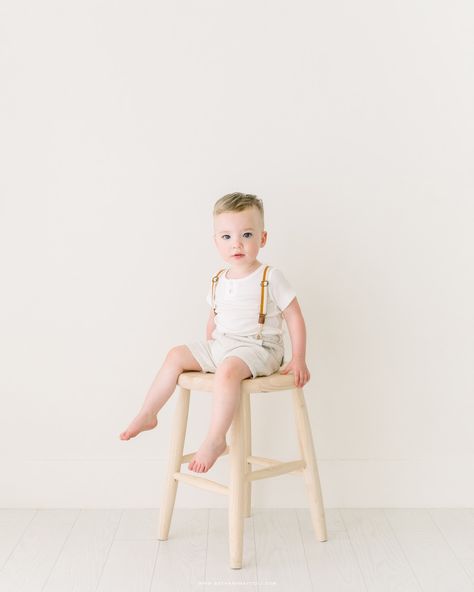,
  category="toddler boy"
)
[120,192,310,474]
